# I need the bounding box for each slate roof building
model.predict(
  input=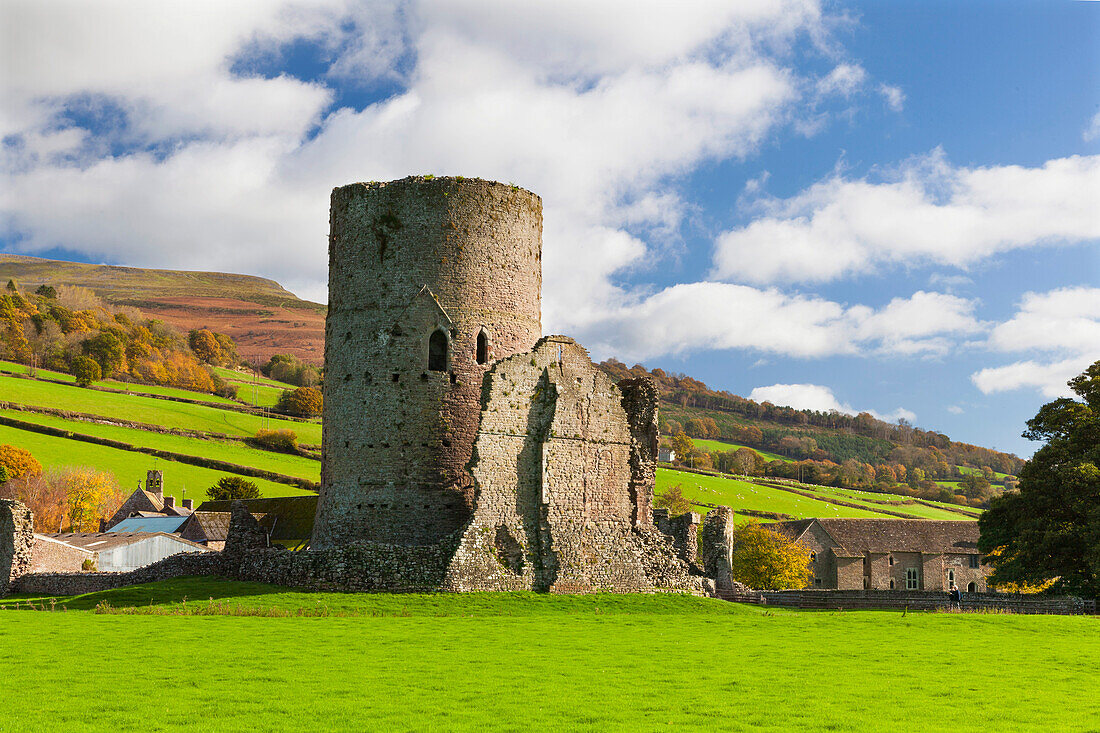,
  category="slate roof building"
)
[769,518,990,592]
[30,532,209,573]
[108,516,189,534]
[102,470,193,530]
[195,496,317,549]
